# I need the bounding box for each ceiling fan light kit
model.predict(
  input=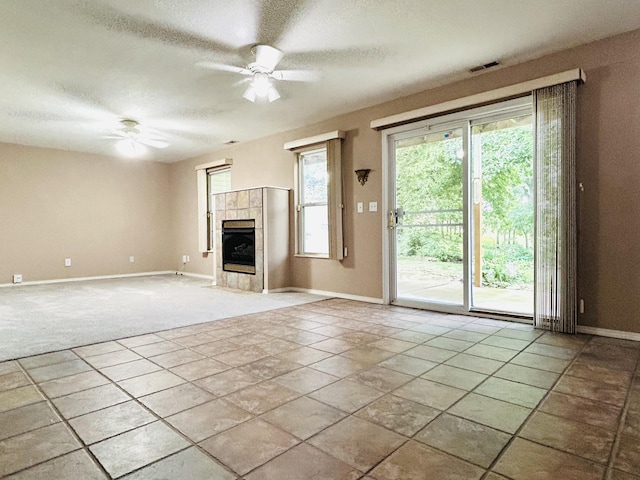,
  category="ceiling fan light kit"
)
[116,138,147,157]
[243,71,281,103]
[199,44,317,104]
[108,119,169,157]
